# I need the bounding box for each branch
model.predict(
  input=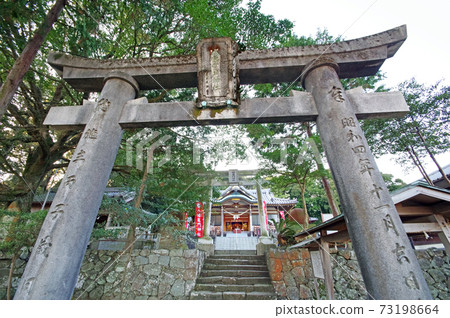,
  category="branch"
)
[49,163,69,169]
[0,0,67,119]
[167,128,194,141]
[112,166,132,175]
[0,153,22,179]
